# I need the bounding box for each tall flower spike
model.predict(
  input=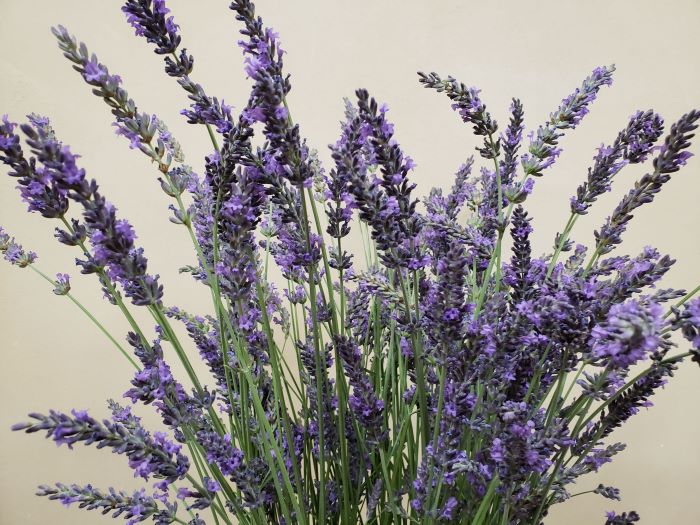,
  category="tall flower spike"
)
[122,0,233,134]
[12,406,189,483]
[37,483,177,524]
[52,26,184,167]
[595,110,700,255]
[571,110,664,215]
[521,65,615,177]
[418,71,499,159]
[500,99,525,187]
[446,156,475,219]
[507,206,533,303]
[122,0,181,54]
[14,117,164,306]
